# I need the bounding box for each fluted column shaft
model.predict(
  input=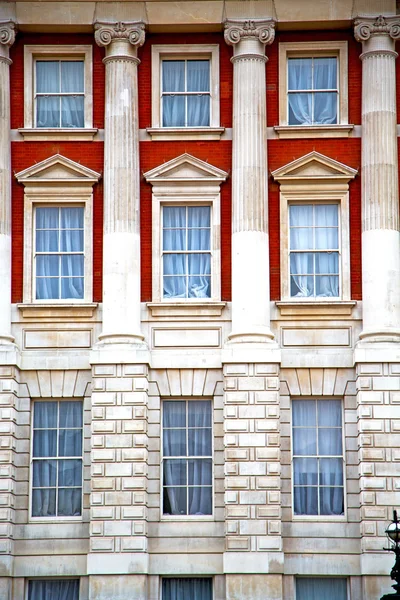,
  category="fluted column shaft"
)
[225,20,275,344]
[95,22,145,344]
[0,22,16,345]
[355,16,400,341]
